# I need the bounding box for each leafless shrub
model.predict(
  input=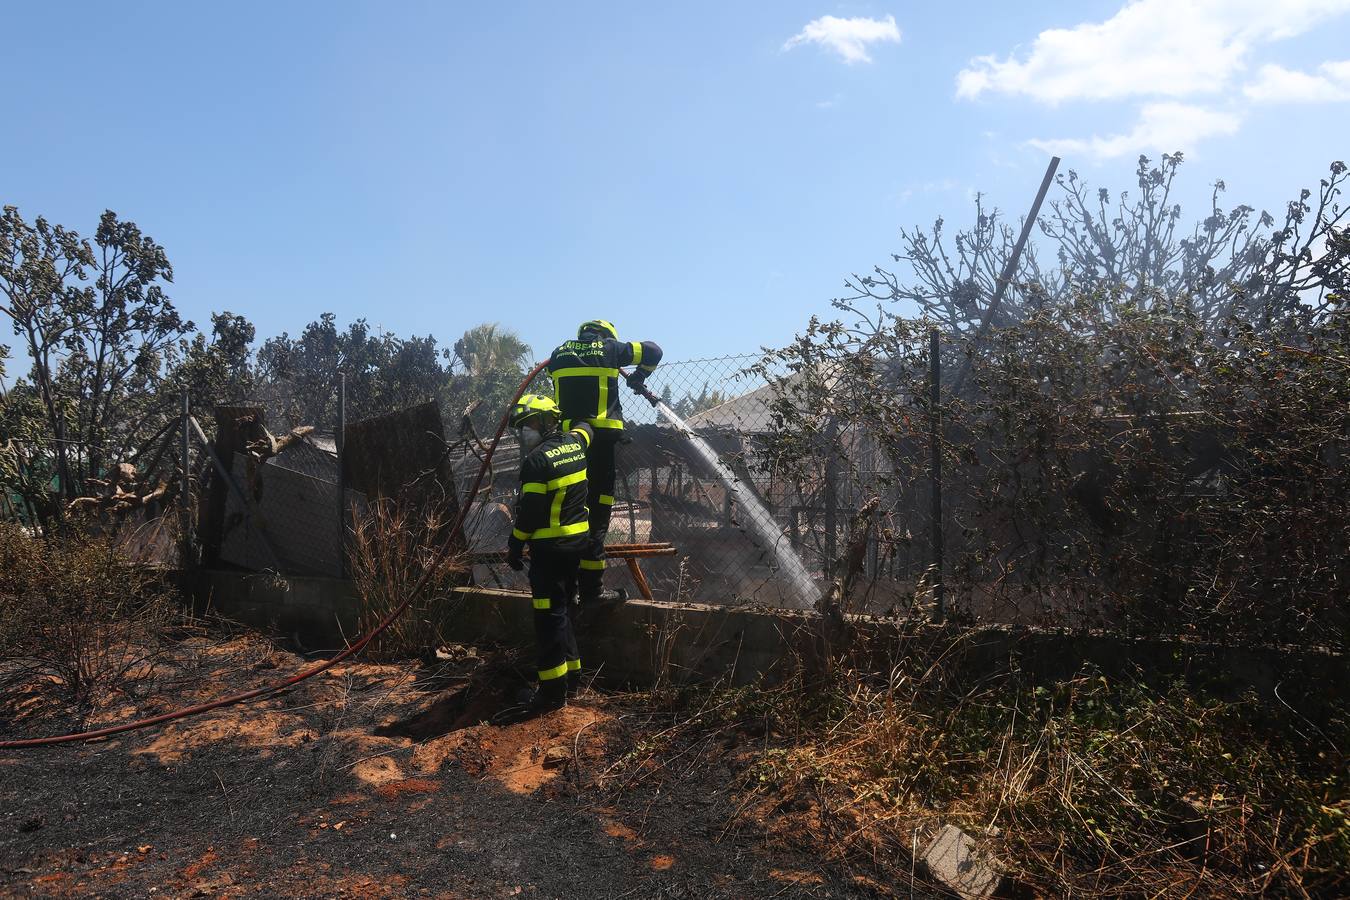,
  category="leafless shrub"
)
[0,522,175,704]
[841,157,1348,337]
